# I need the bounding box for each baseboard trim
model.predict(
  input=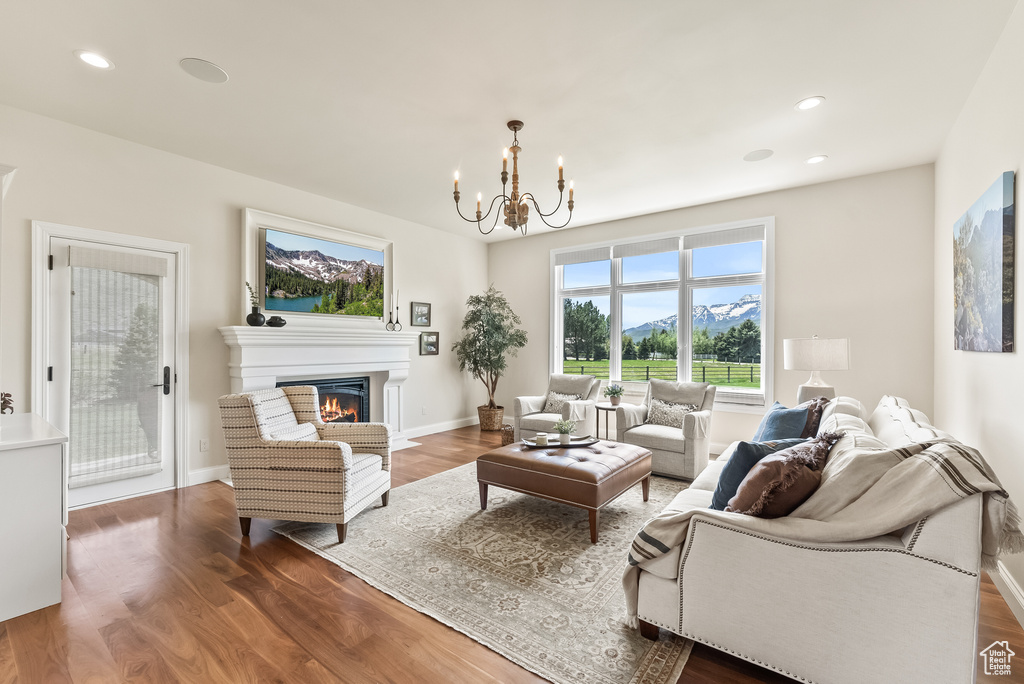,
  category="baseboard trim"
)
[402,416,479,440]
[188,464,231,486]
[995,560,1024,629]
